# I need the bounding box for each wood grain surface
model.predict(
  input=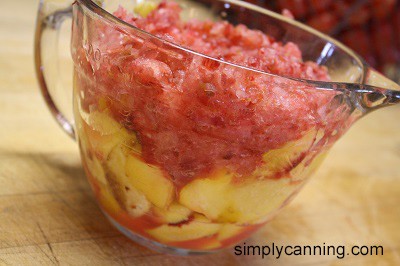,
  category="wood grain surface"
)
[0,0,399,265]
